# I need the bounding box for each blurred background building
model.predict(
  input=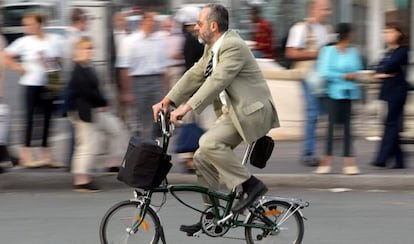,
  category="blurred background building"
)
[0,0,411,71]
[0,0,412,143]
